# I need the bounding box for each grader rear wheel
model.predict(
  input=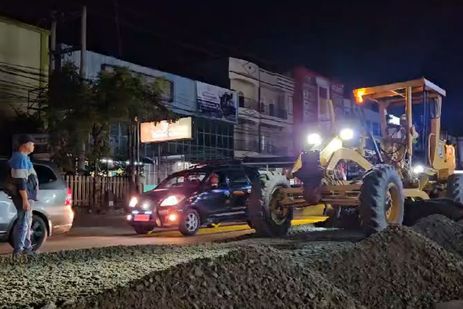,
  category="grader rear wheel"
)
[247,173,293,237]
[447,174,463,203]
[359,164,404,234]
